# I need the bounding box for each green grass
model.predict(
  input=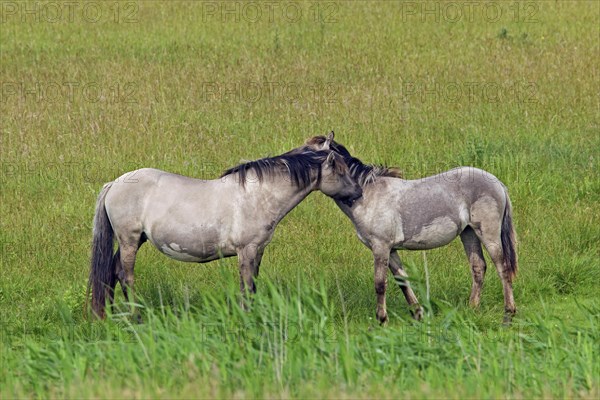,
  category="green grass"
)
[3,283,599,399]
[1,1,599,398]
